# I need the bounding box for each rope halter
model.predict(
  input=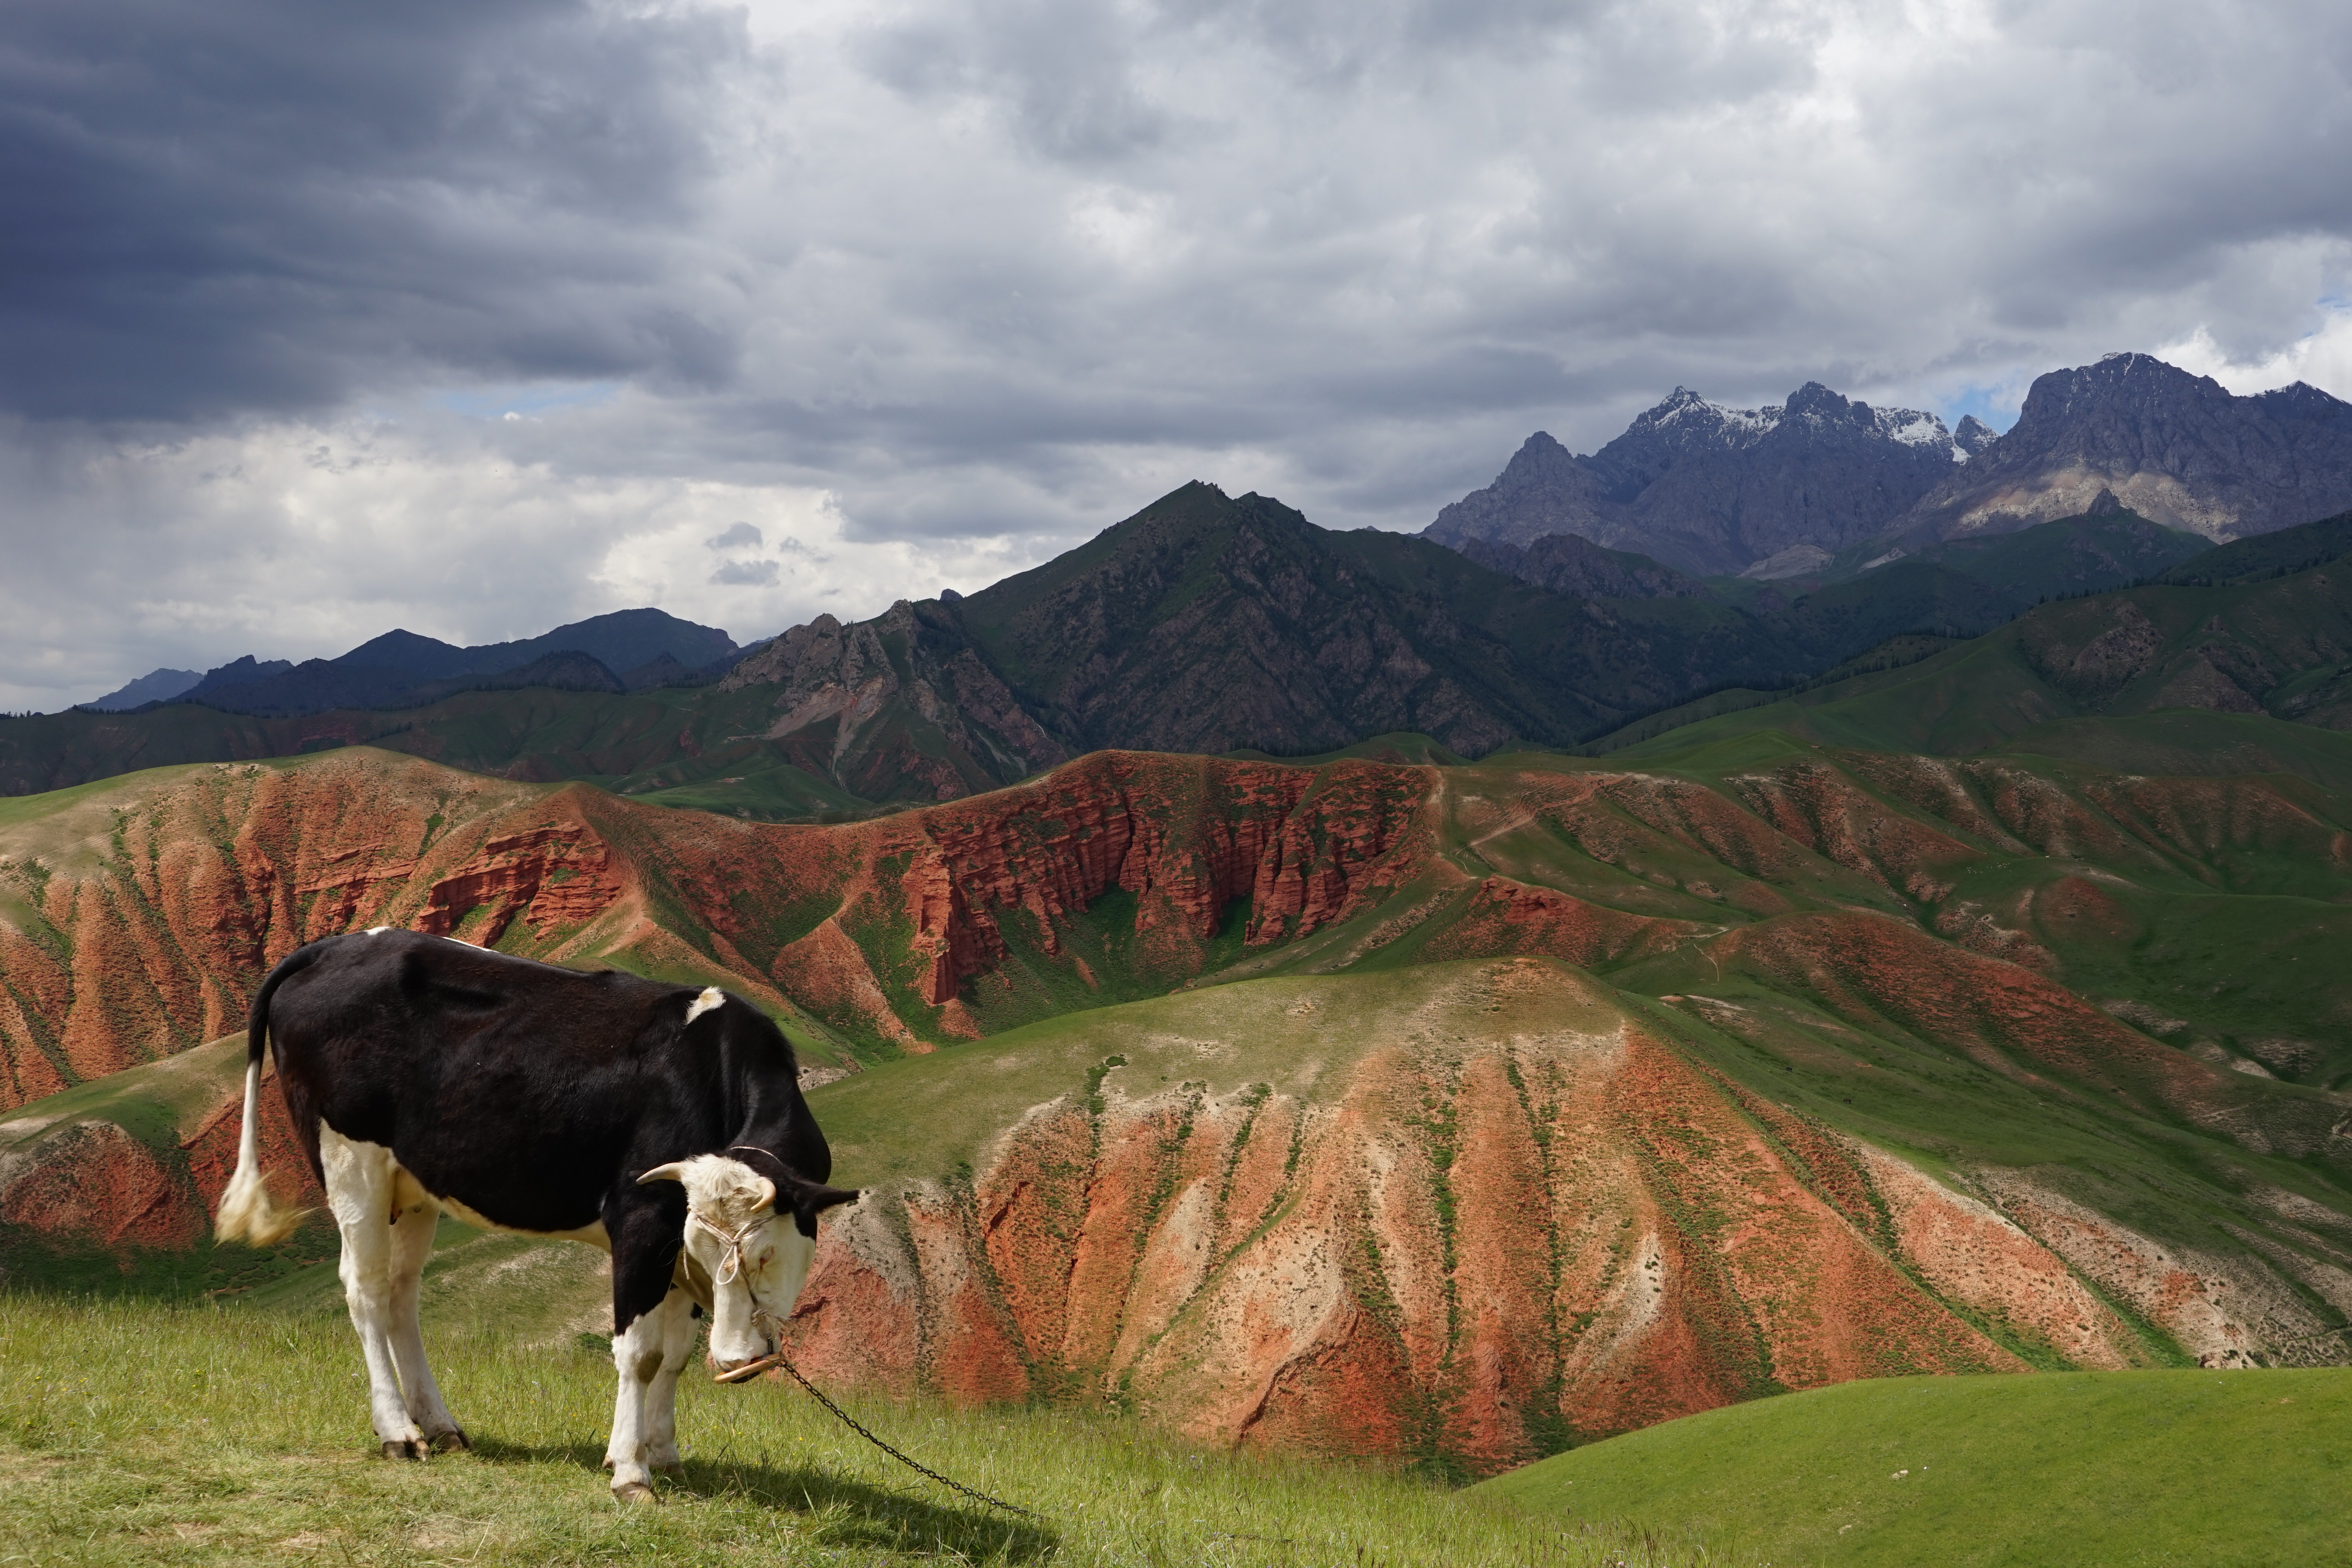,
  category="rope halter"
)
[690,1206,780,1288]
